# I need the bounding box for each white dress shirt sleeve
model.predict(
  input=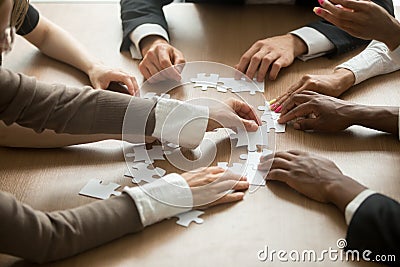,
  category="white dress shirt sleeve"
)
[344,189,376,226]
[152,98,209,149]
[336,41,400,85]
[290,27,335,61]
[123,173,193,226]
[129,24,170,59]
